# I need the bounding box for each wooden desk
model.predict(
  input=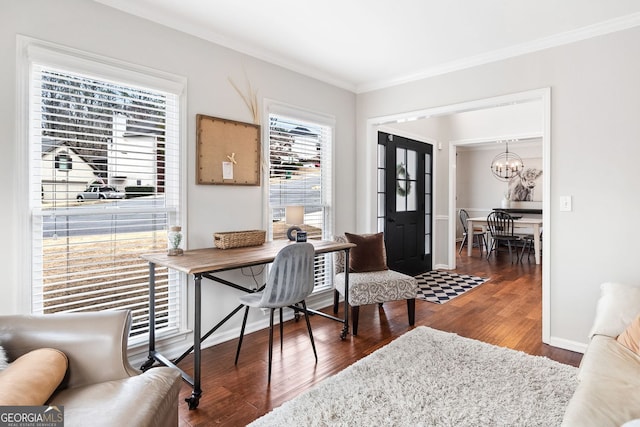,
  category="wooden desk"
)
[467,217,543,264]
[140,239,355,409]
